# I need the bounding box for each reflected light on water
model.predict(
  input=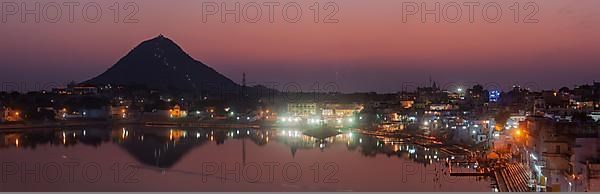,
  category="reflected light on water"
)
[0,127,492,192]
